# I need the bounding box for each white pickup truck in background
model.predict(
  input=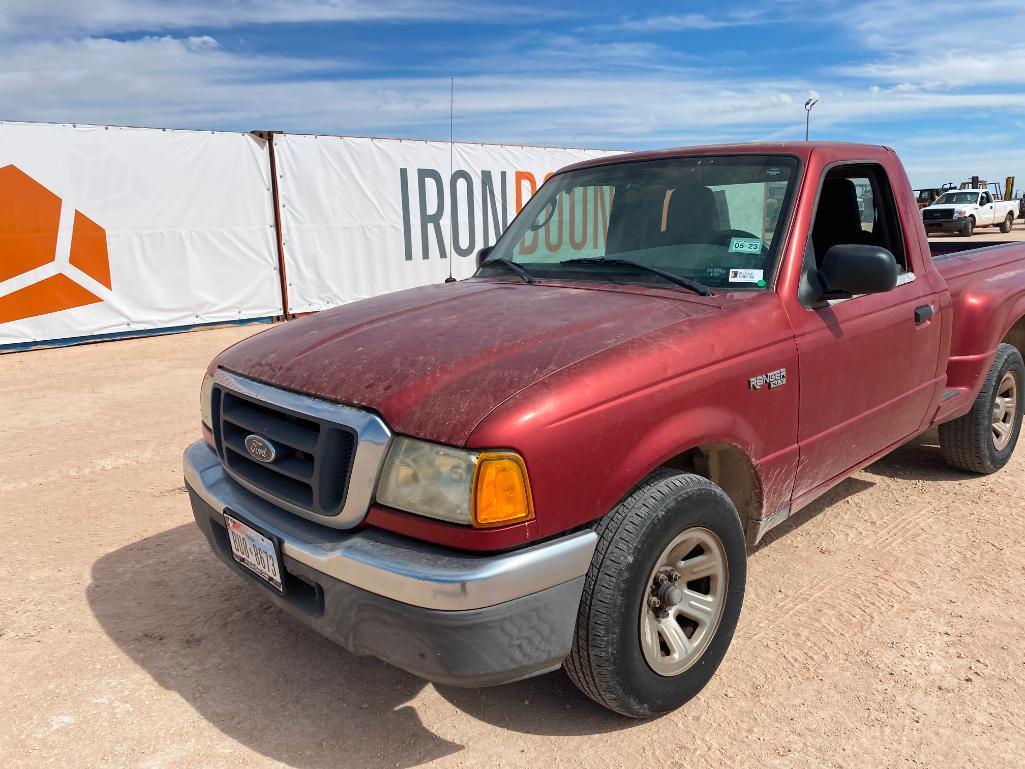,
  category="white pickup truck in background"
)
[922,188,1018,236]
